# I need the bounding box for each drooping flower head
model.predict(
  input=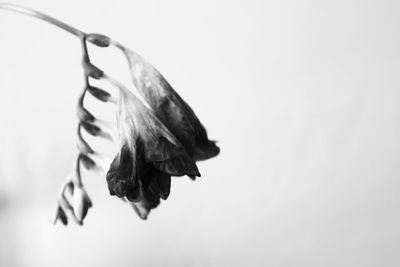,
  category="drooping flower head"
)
[114,44,220,161]
[106,77,200,218]
[52,31,220,224]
